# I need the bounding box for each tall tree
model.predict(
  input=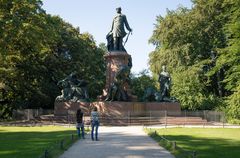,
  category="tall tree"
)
[148,0,227,110]
[0,0,105,119]
[0,0,56,109]
[217,0,240,122]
